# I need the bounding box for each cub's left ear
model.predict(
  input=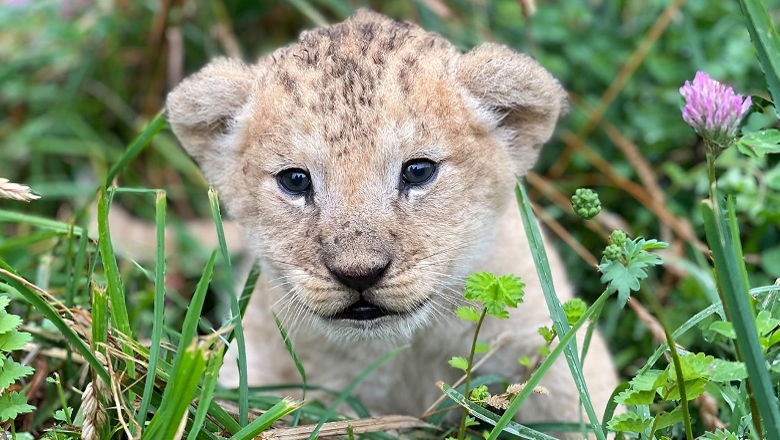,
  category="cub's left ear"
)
[456,43,568,175]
